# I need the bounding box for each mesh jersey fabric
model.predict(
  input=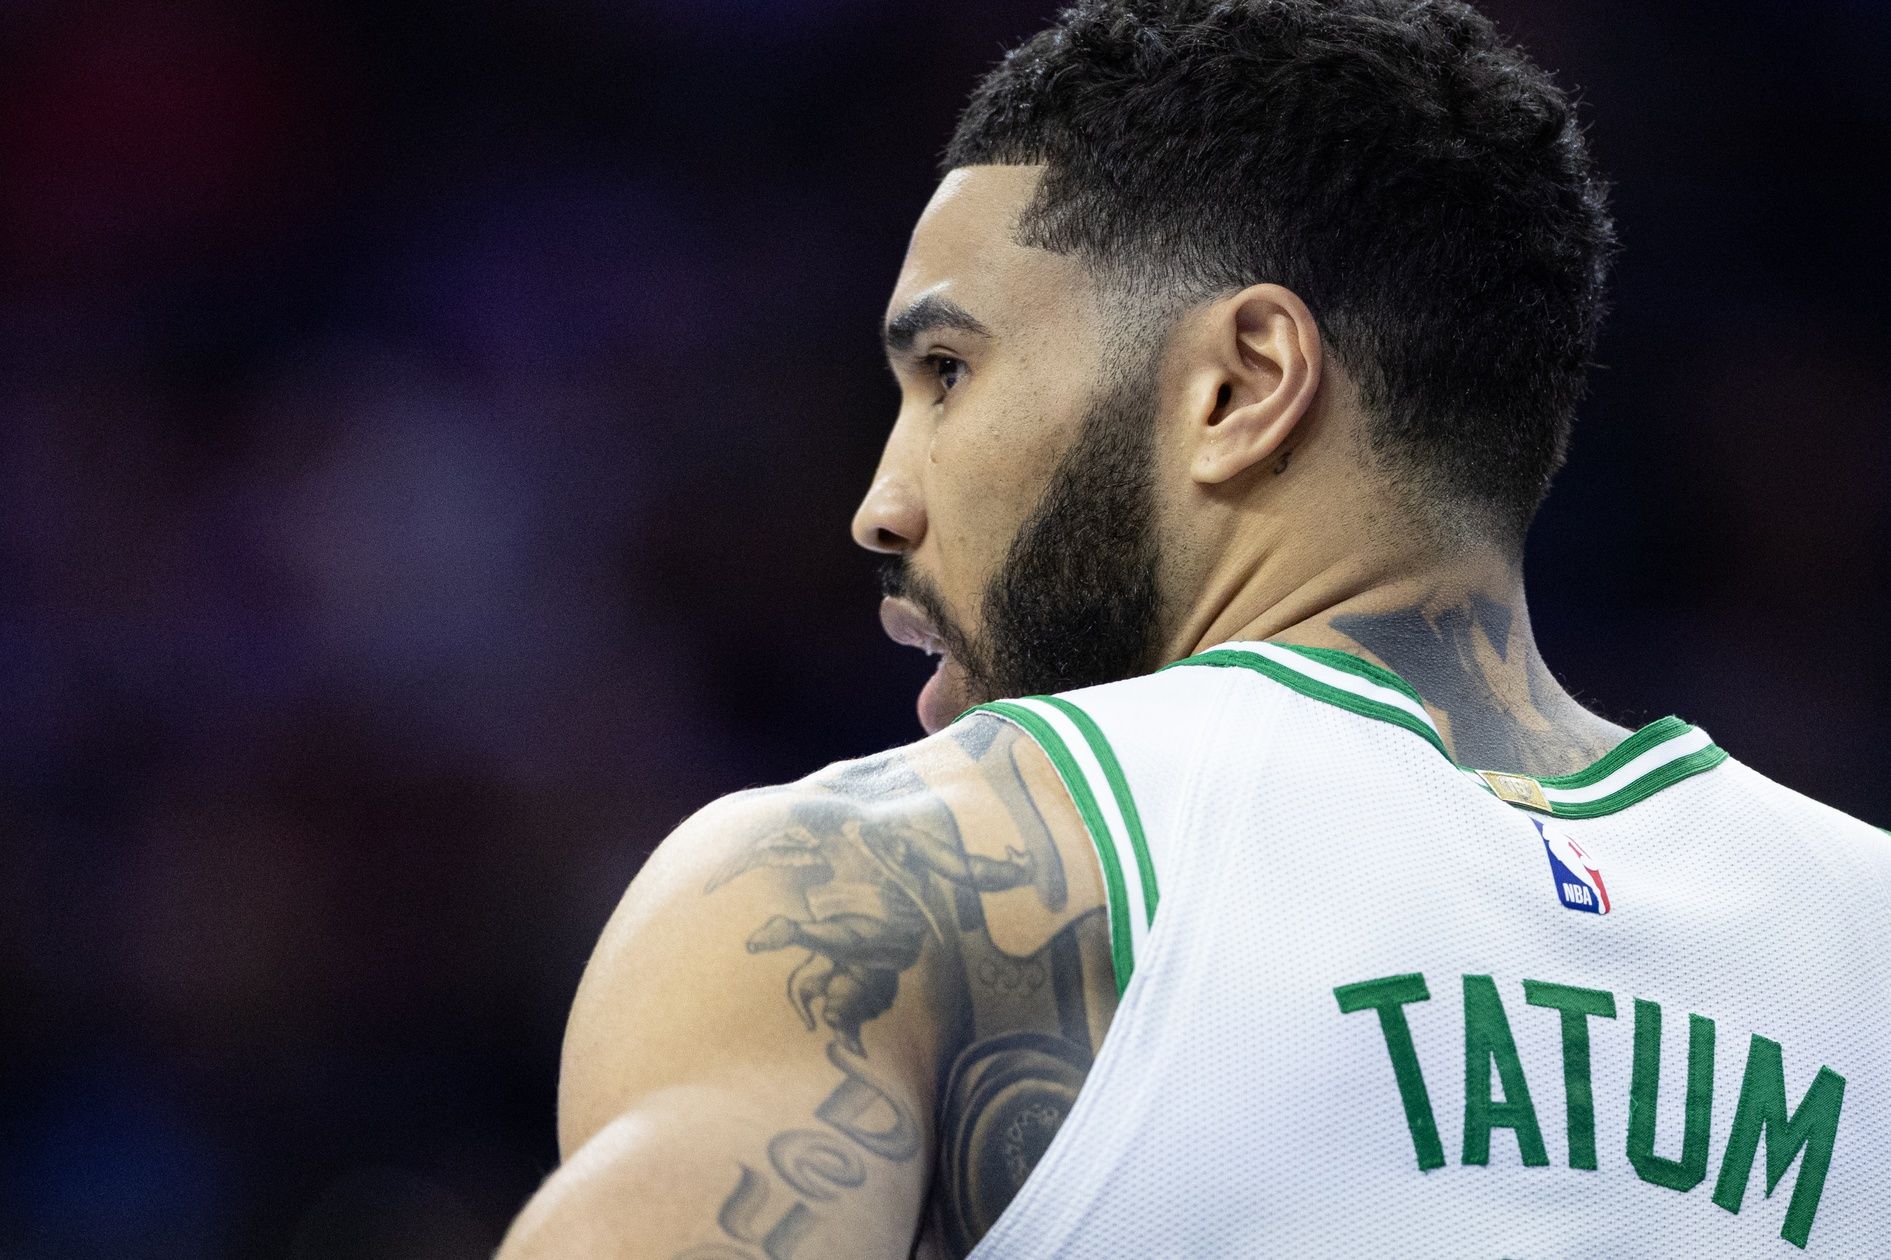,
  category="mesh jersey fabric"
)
[961,643,1891,1258]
